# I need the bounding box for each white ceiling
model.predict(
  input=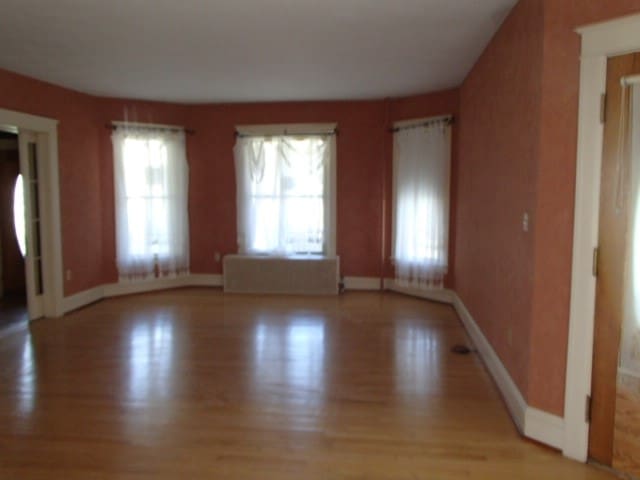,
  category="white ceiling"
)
[0,0,517,103]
